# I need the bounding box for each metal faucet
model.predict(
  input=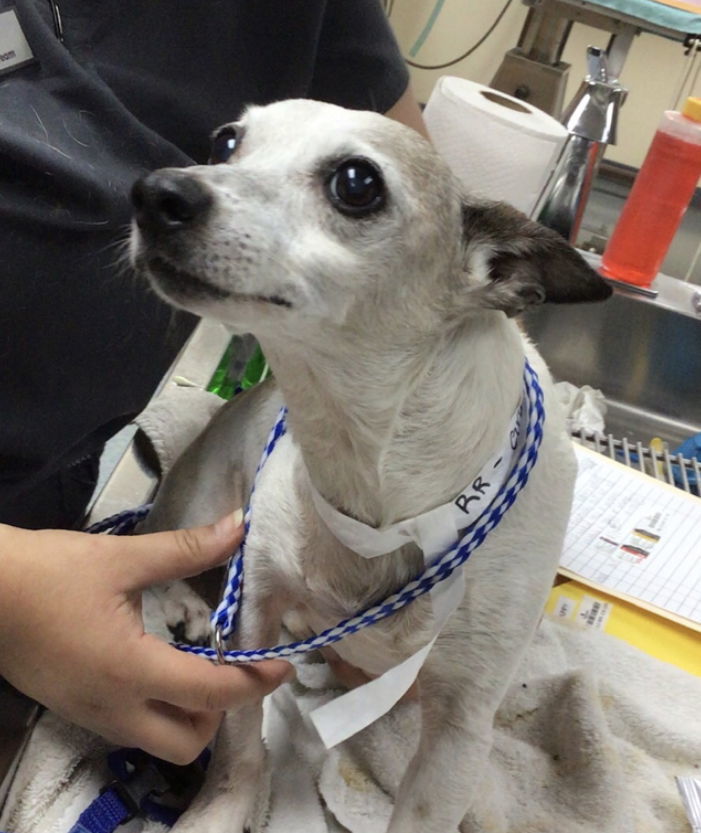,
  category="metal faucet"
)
[535,46,627,243]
